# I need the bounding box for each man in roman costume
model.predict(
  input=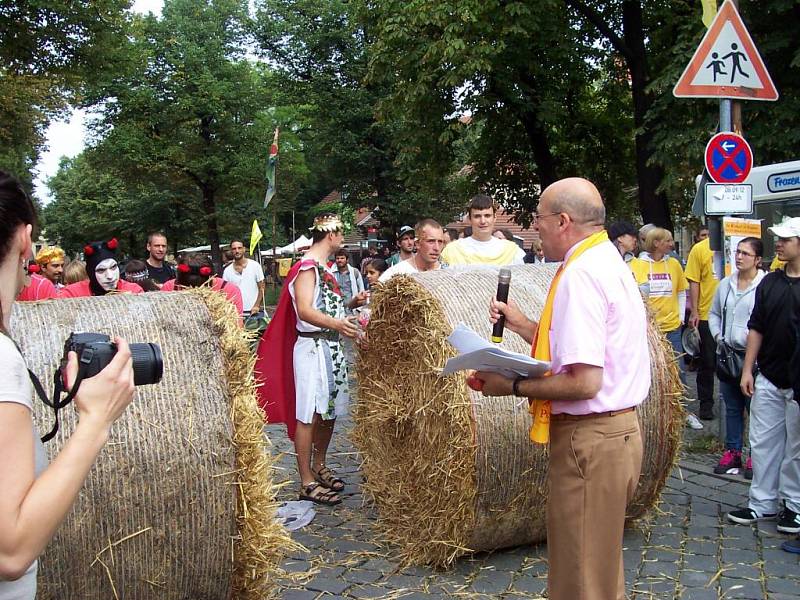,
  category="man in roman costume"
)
[255,214,358,505]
